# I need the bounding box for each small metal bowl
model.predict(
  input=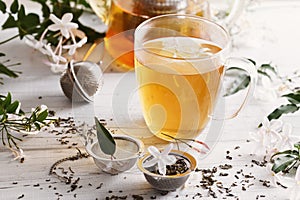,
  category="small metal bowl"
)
[86,135,144,175]
[137,150,197,191]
